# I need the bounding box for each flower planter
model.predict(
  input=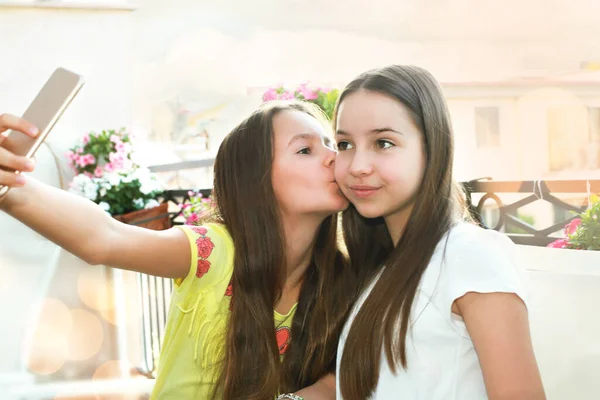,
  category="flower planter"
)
[518,245,600,398]
[113,202,171,231]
